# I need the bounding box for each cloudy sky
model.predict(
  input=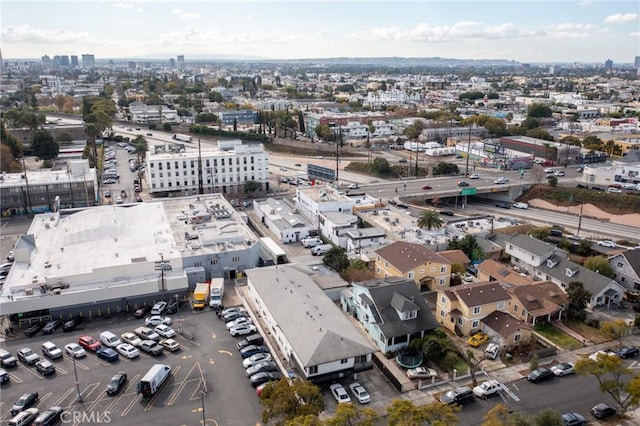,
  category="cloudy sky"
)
[2,0,639,63]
